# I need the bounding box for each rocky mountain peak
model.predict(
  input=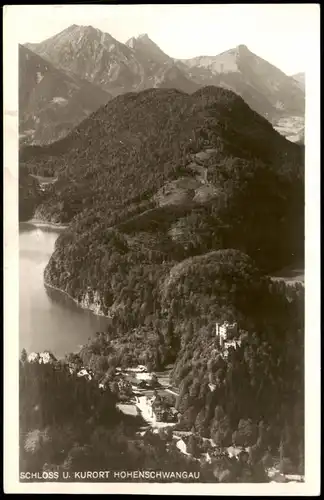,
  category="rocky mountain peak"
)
[138,33,150,41]
[126,33,171,65]
[126,37,136,49]
[236,44,249,52]
[234,44,252,59]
